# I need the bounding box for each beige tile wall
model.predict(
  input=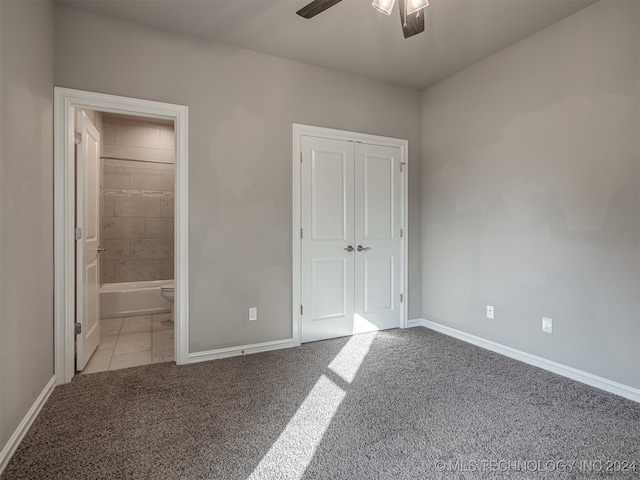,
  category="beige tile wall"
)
[101,114,175,283]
